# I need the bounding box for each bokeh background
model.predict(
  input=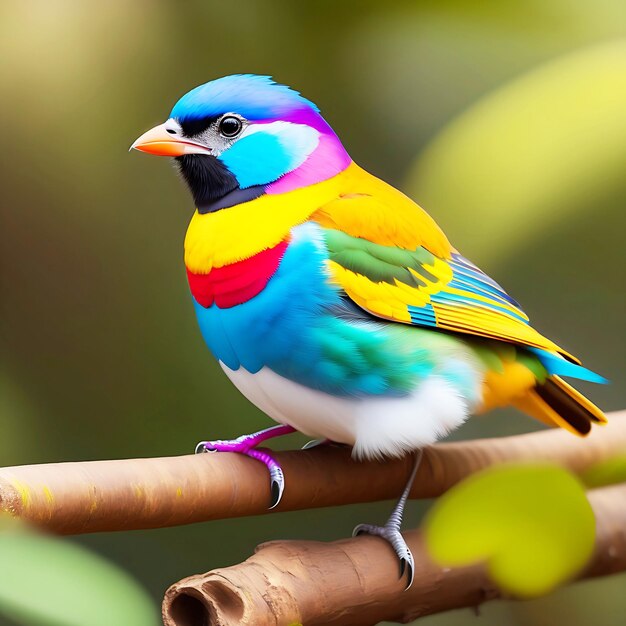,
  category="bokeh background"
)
[1,1,625,624]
